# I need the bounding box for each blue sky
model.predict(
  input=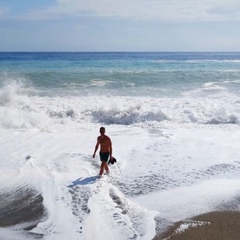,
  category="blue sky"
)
[0,0,240,51]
